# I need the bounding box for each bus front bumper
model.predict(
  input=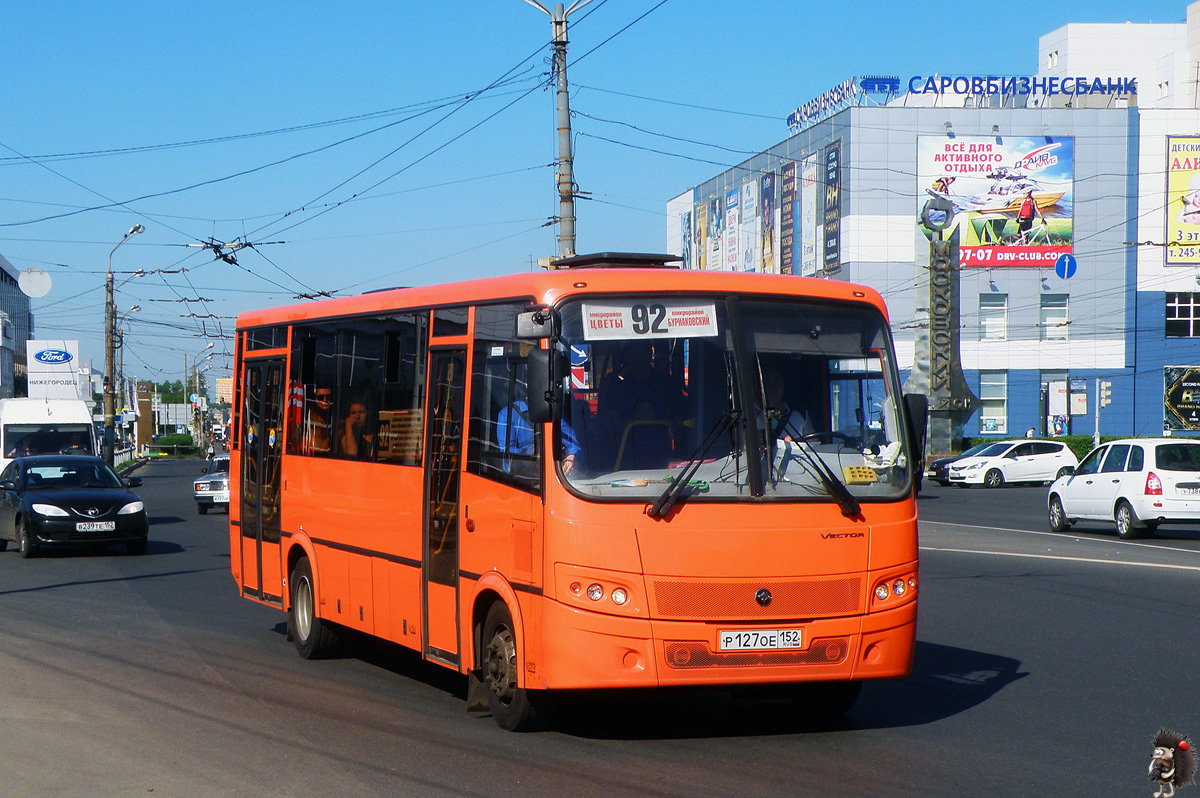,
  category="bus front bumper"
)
[535,598,916,691]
